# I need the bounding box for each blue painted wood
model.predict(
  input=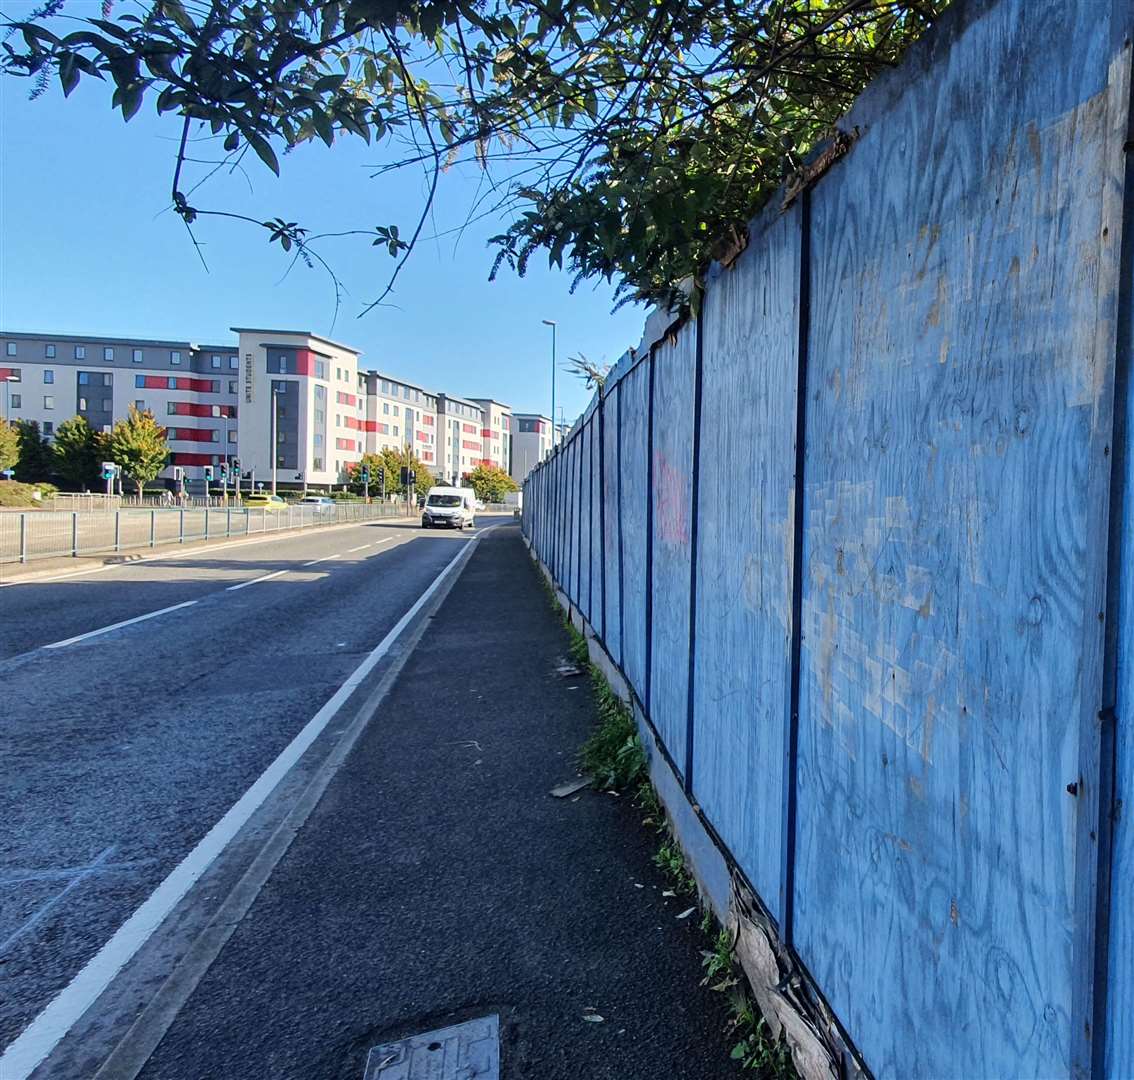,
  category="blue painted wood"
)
[591,413,603,623]
[579,419,592,620]
[649,330,697,771]
[691,207,802,924]
[793,1,1120,1075]
[619,360,650,702]
[604,384,622,662]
